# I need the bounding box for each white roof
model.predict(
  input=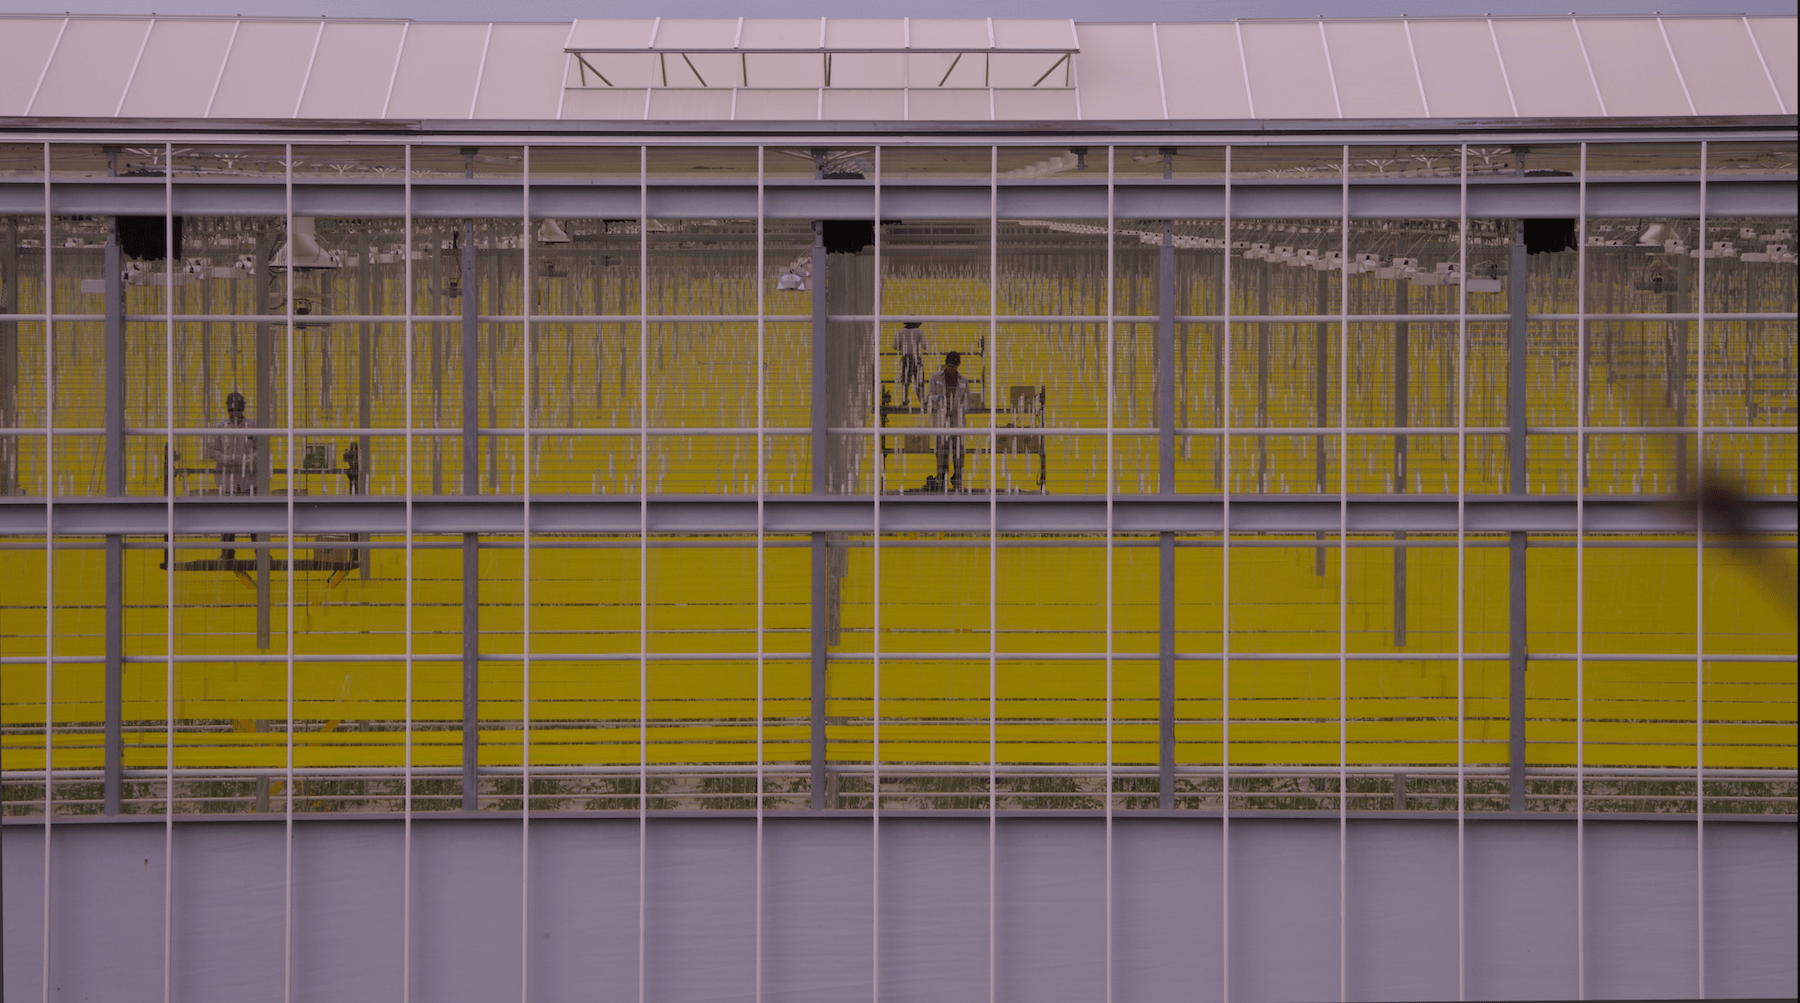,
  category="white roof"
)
[1,14,1792,122]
